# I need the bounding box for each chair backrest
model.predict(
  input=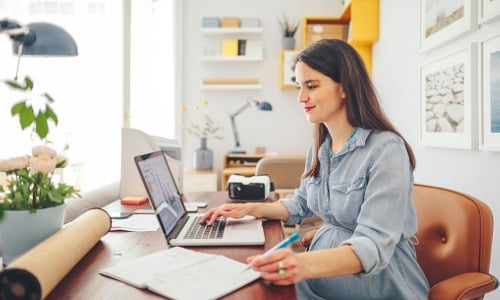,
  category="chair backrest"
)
[254,154,306,189]
[412,184,494,287]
